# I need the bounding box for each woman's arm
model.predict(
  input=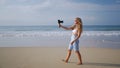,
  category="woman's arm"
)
[71,30,82,45]
[59,24,74,30]
[74,32,81,41]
